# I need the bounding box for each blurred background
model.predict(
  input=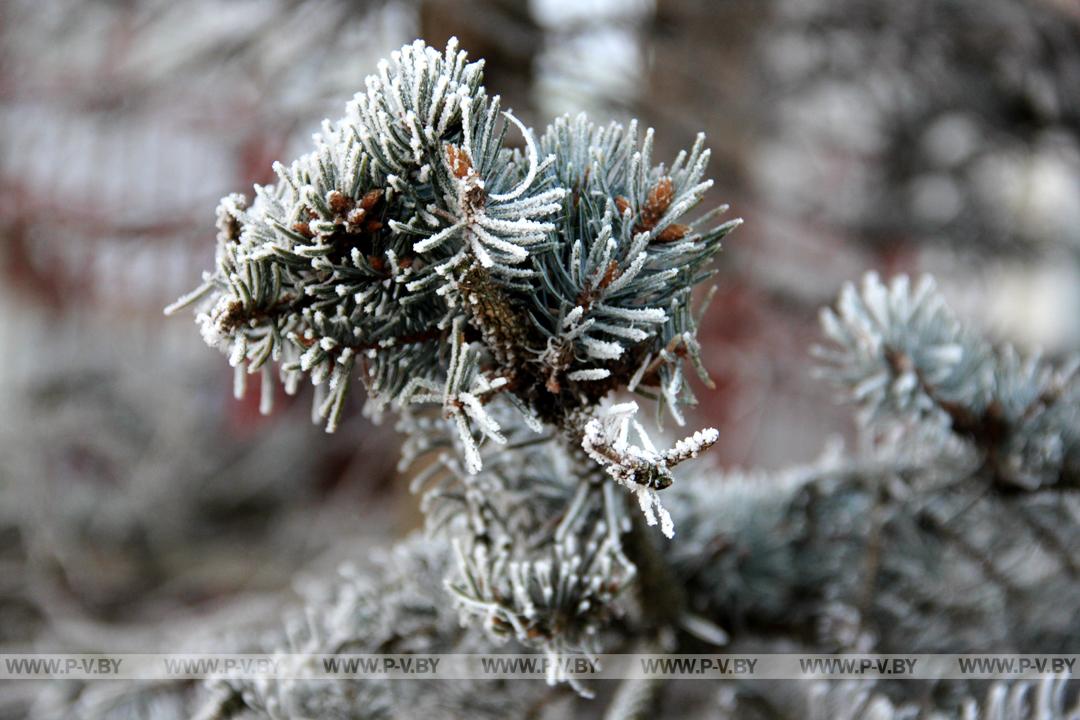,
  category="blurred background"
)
[1,0,1078,714]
